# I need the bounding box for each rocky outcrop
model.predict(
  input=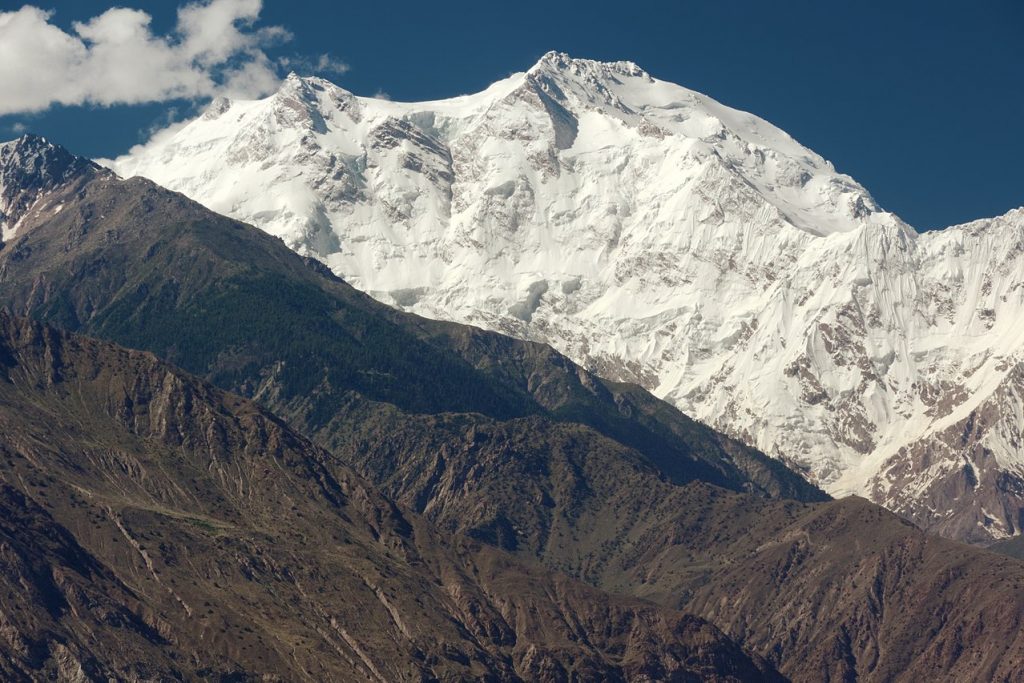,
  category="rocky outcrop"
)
[871,363,1024,542]
[0,135,102,242]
